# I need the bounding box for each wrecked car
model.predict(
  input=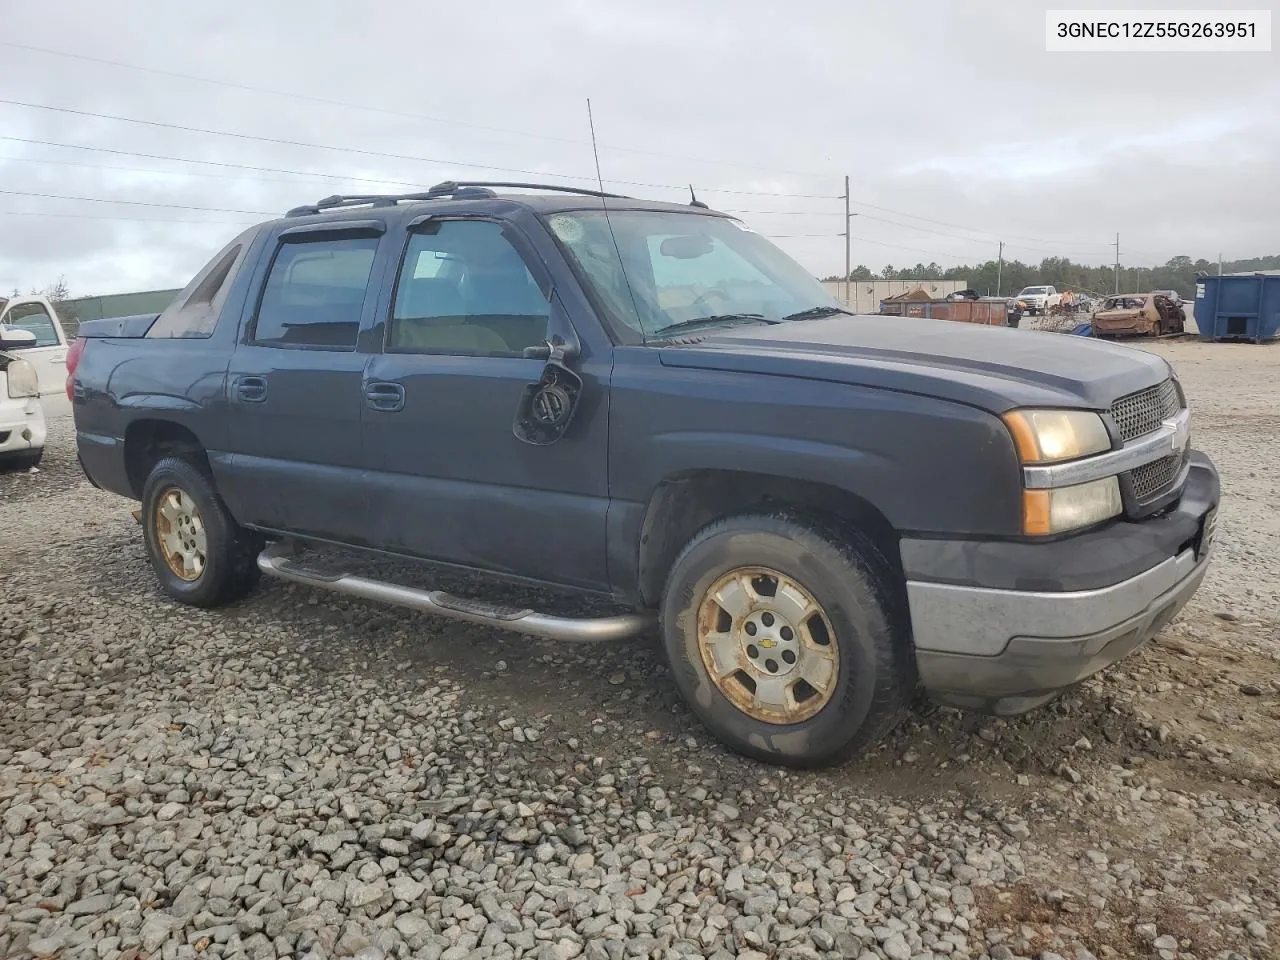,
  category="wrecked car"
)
[1092,293,1186,338]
